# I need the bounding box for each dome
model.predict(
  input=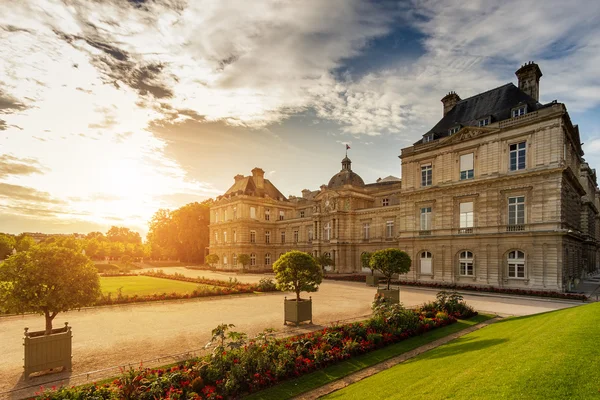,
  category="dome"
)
[327,156,365,188]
